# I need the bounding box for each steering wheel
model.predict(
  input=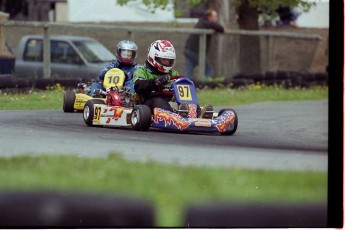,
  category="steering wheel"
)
[160,75,184,97]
